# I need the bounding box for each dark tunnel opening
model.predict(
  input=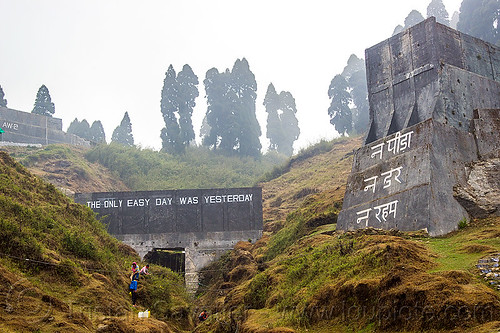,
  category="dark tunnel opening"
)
[143,248,186,274]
